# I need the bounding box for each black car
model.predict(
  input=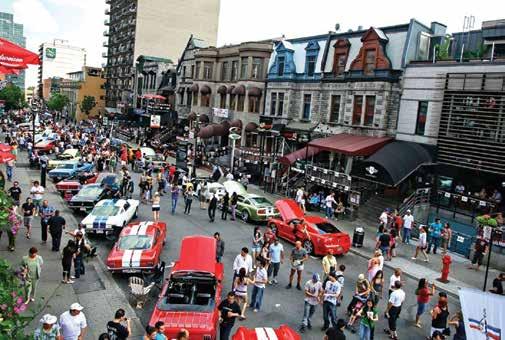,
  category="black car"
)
[68,184,112,213]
